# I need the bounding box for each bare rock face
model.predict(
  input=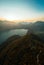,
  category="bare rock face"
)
[0,34,44,65]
